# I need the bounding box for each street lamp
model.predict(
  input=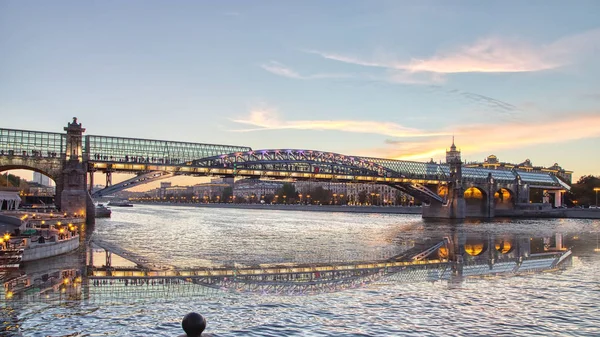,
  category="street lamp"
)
[594,187,600,208]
